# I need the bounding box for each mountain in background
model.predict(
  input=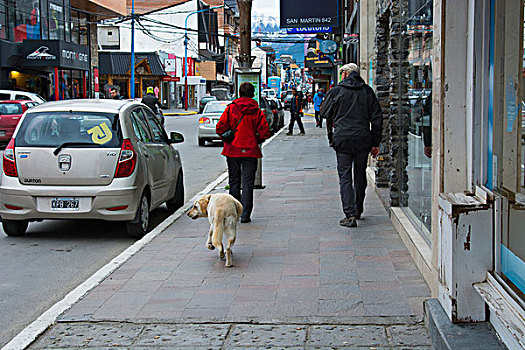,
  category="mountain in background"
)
[251,12,306,67]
